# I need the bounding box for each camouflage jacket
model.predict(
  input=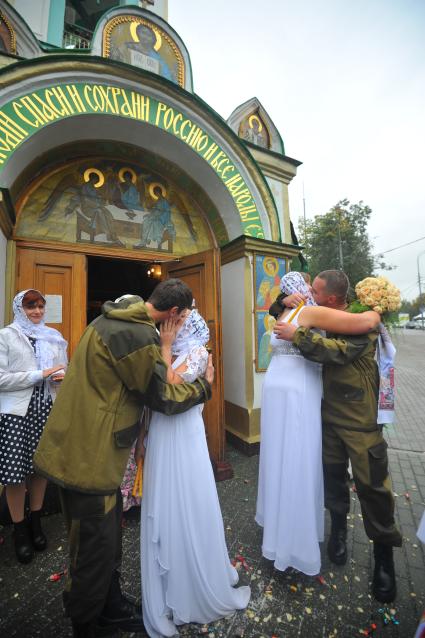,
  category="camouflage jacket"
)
[34,299,211,494]
[292,327,379,430]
